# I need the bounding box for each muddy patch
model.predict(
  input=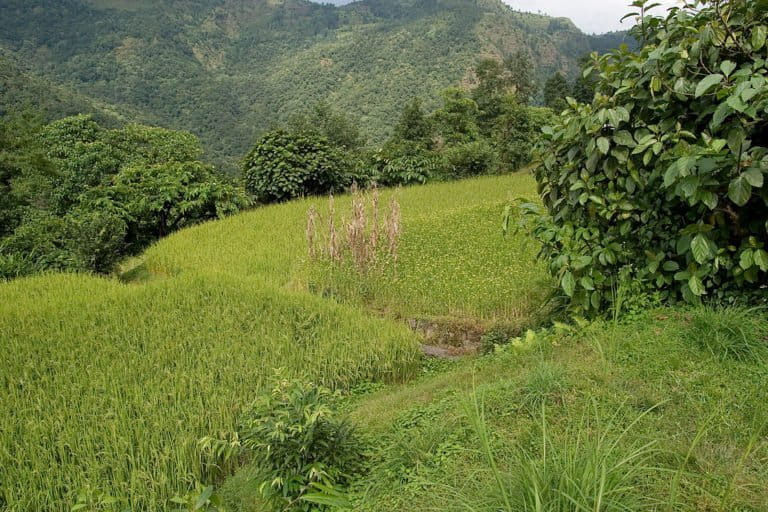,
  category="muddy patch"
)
[407,317,520,359]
